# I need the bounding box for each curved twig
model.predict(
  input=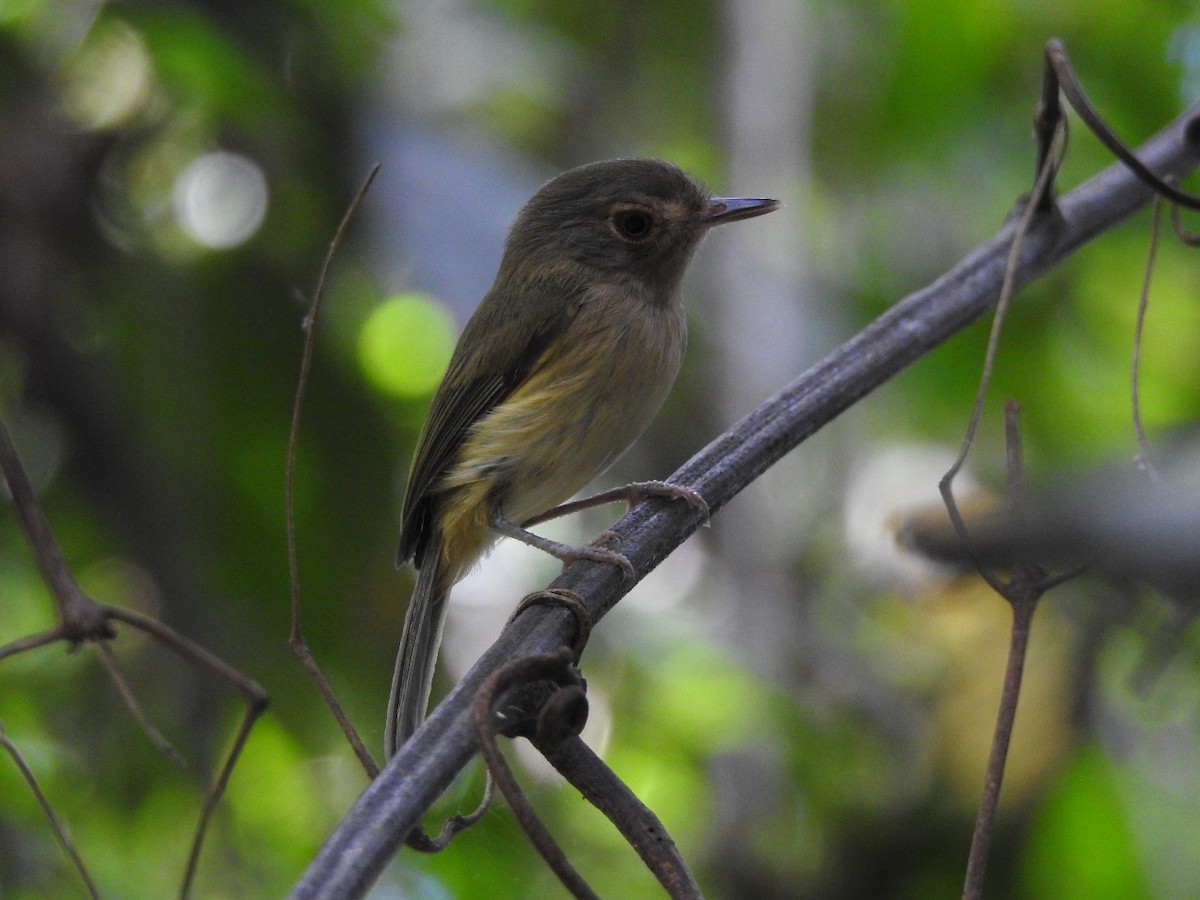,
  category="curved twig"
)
[1131,195,1166,481]
[0,722,101,899]
[1169,200,1200,246]
[507,588,593,660]
[939,108,1067,592]
[1046,39,1200,210]
[473,648,598,900]
[285,164,383,779]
